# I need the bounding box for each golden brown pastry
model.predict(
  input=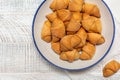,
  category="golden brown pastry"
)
[51,42,61,54]
[50,0,70,11]
[82,13,102,33]
[51,18,65,42]
[60,35,81,52]
[82,3,101,18]
[79,42,96,60]
[41,0,105,63]
[60,49,80,62]
[71,12,82,22]
[66,19,81,32]
[75,28,87,48]
[68,0,83,12]
[57,9,72,21]
[41,20,52,43]
[87,33,105,45]
[66,12,82,34]
[46,12,57,22]
[103,60,120,77]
